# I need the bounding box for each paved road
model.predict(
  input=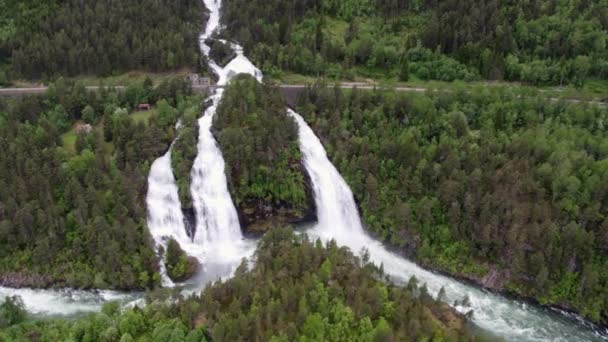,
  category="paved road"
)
[278,83,606,106]
[1,83,605,106]
[0,86,126,96]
